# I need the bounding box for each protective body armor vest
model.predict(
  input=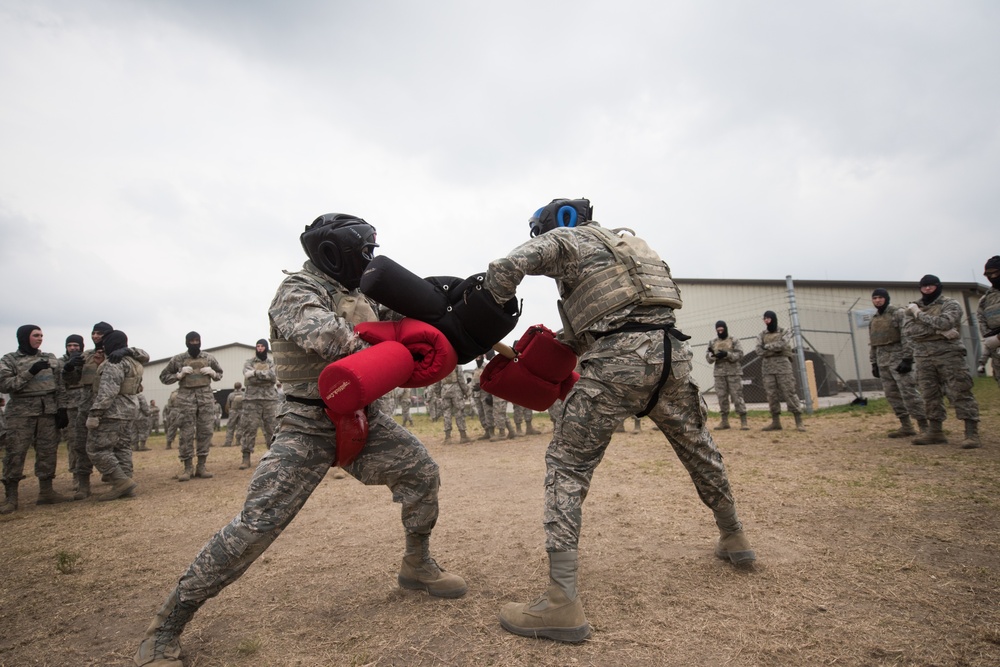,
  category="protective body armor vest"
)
[230,392,244,410]
[118,357,143,395]
[560,225,682,334]
[760,331,793,357]
[713,338,736,353]
[81,355,100,389]
[16,353,58,396]
[179,356,213,389]
[910,300,950,342]
[869,307,902,347]
[272,278,378,384]
[982,291,1000,330]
